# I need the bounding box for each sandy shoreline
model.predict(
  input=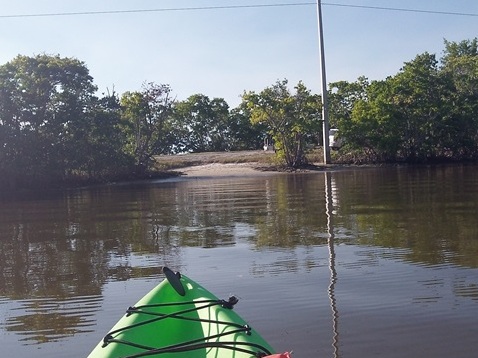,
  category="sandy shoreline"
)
[177,162,281,178]
[158,151,349,179]
[176,162,340,179]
